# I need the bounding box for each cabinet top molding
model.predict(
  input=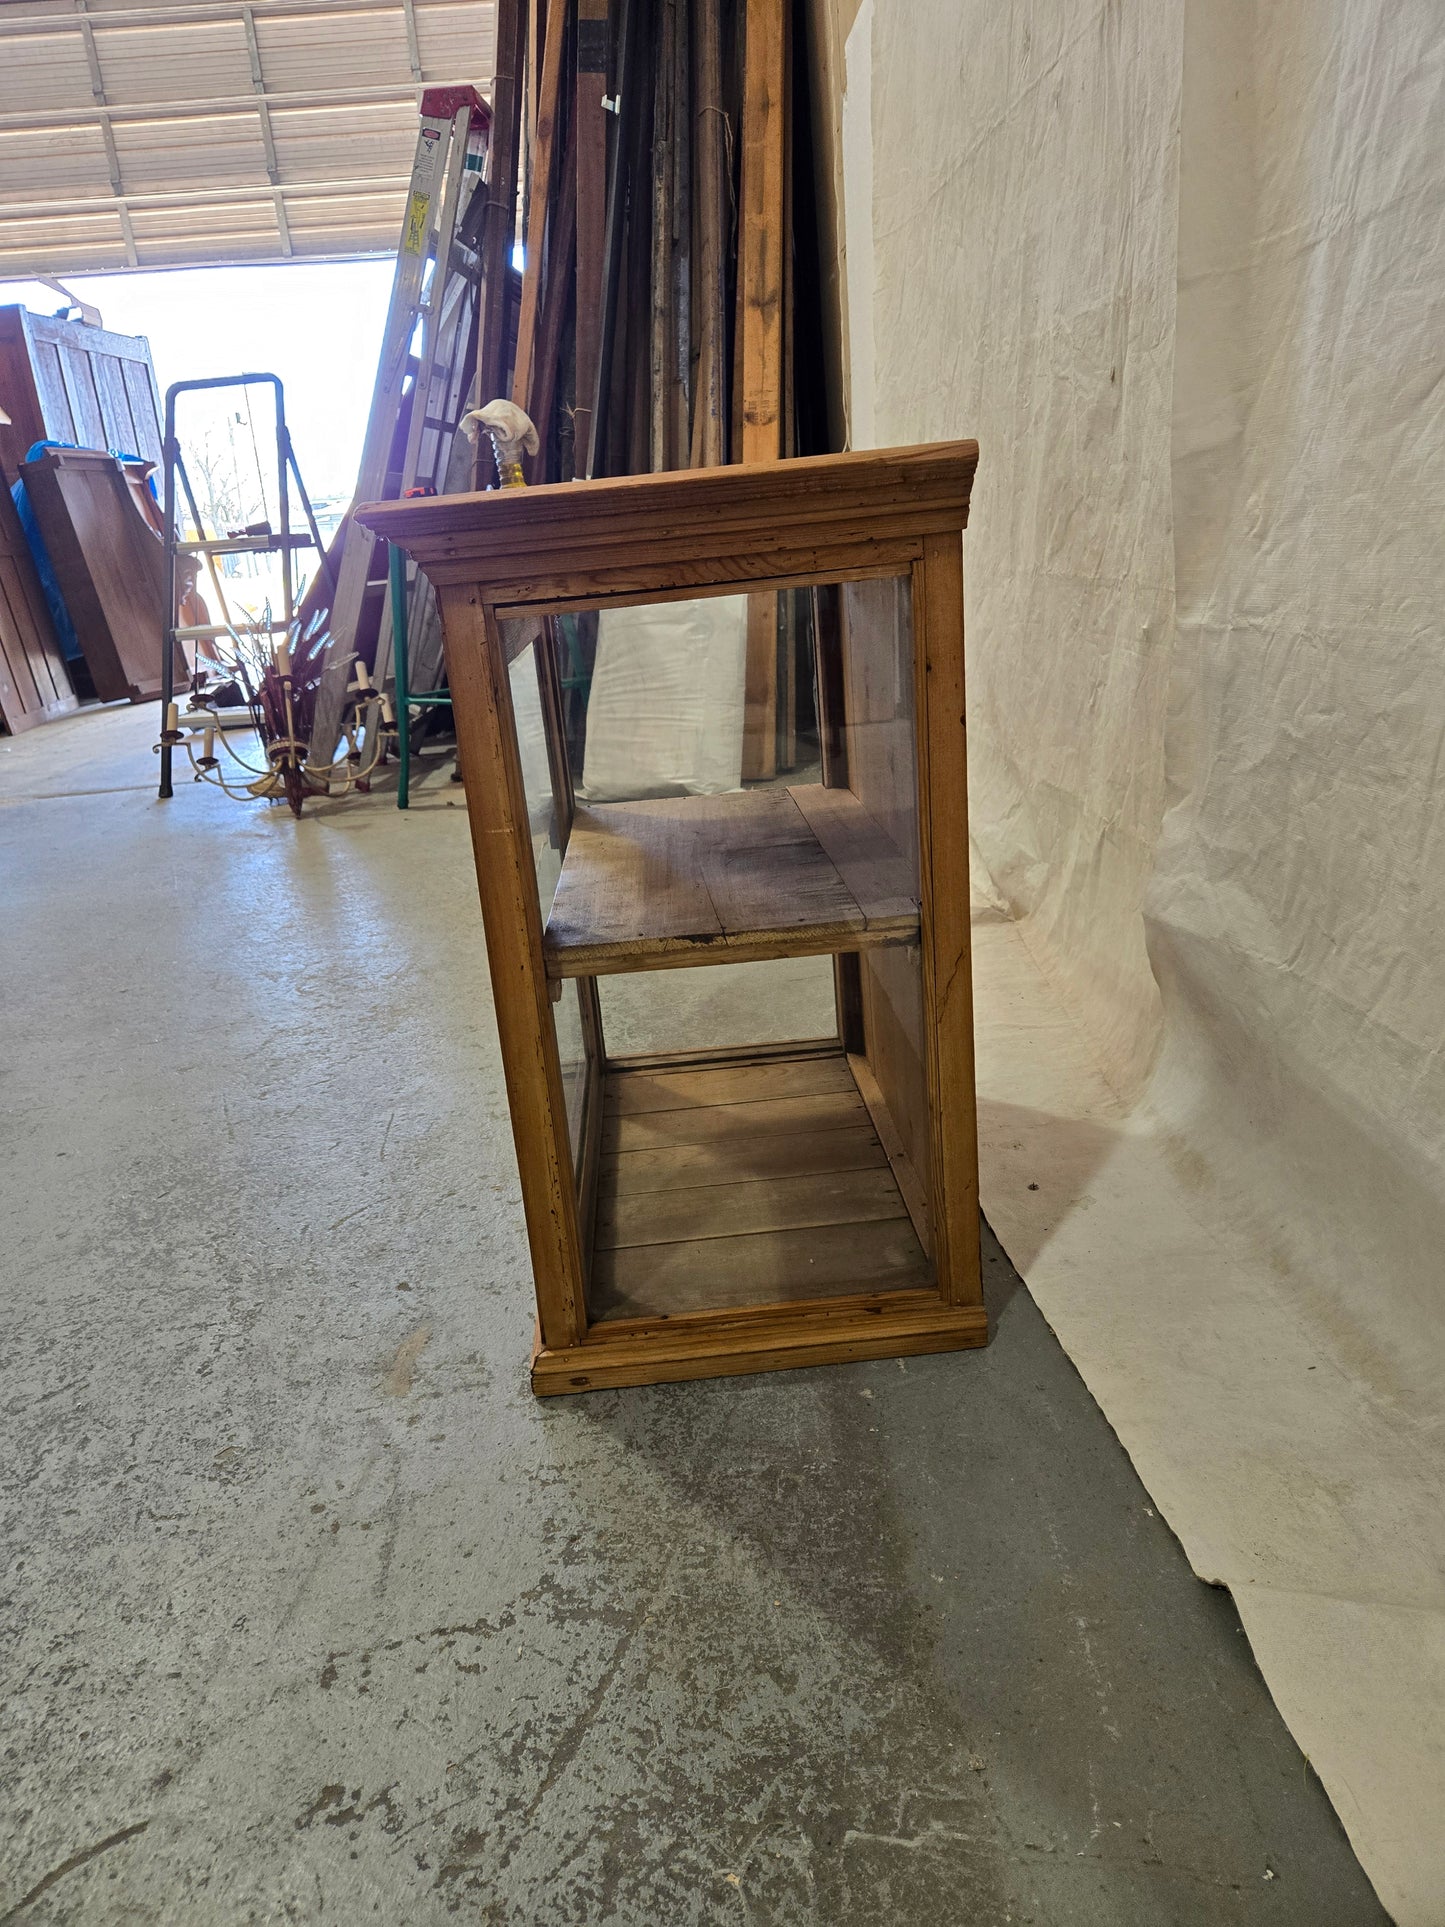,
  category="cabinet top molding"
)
[355,441,979,601]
